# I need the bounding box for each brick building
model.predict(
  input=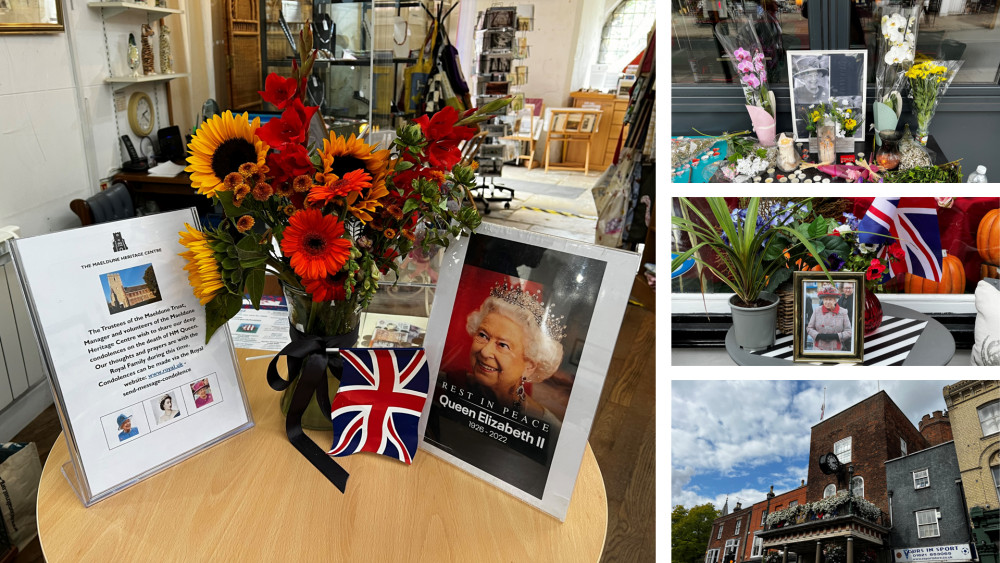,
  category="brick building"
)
[706,500,754,563]
[918,410,954,447]
[806,391,930,515]
[943,380,999,563]
[743,482,809,562]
